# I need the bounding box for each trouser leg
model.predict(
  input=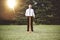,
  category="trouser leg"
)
[27,17,29,31]
[31,17,33,31]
